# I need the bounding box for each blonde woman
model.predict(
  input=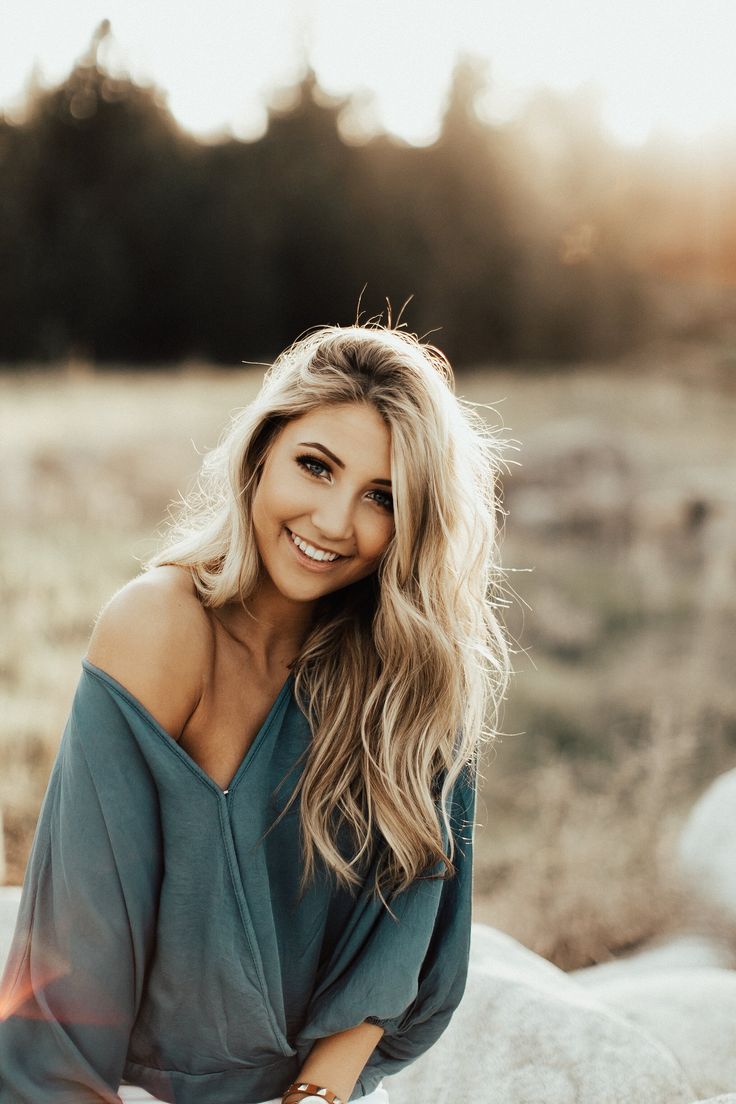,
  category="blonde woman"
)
[0,324,511,1104]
